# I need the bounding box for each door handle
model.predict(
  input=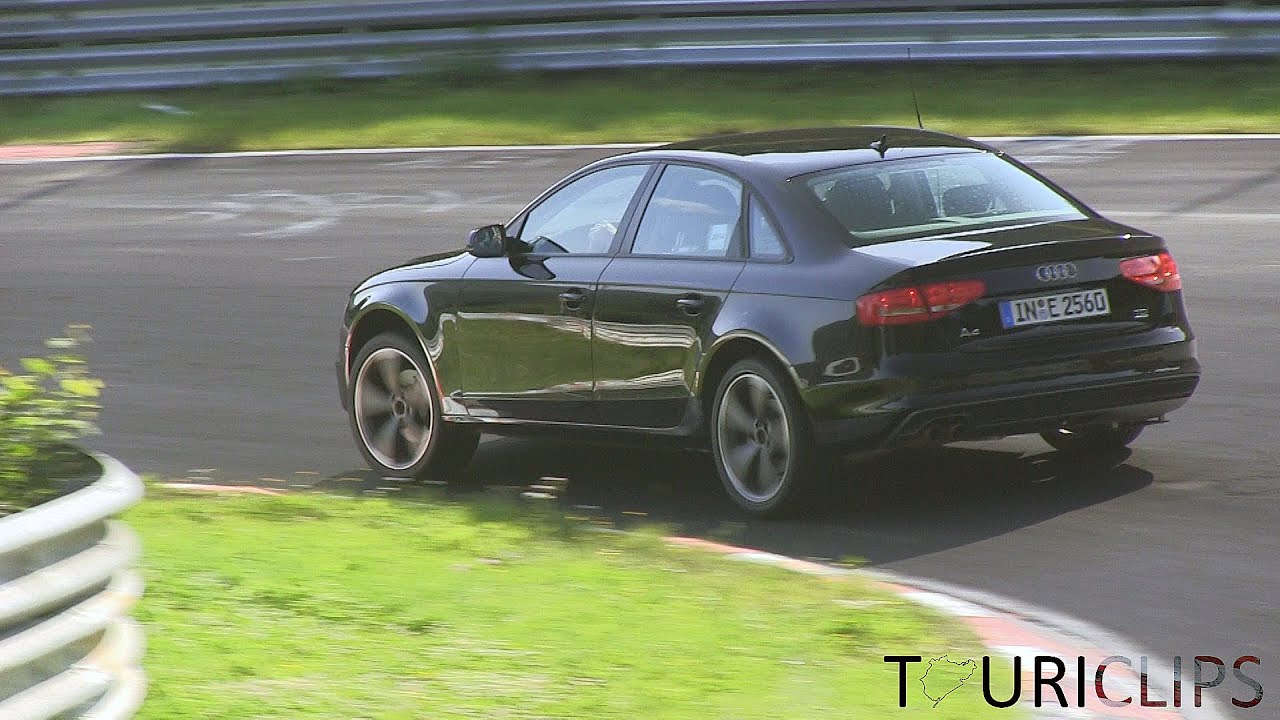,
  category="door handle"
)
[676,295,706,316]
[559,288,587,309]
